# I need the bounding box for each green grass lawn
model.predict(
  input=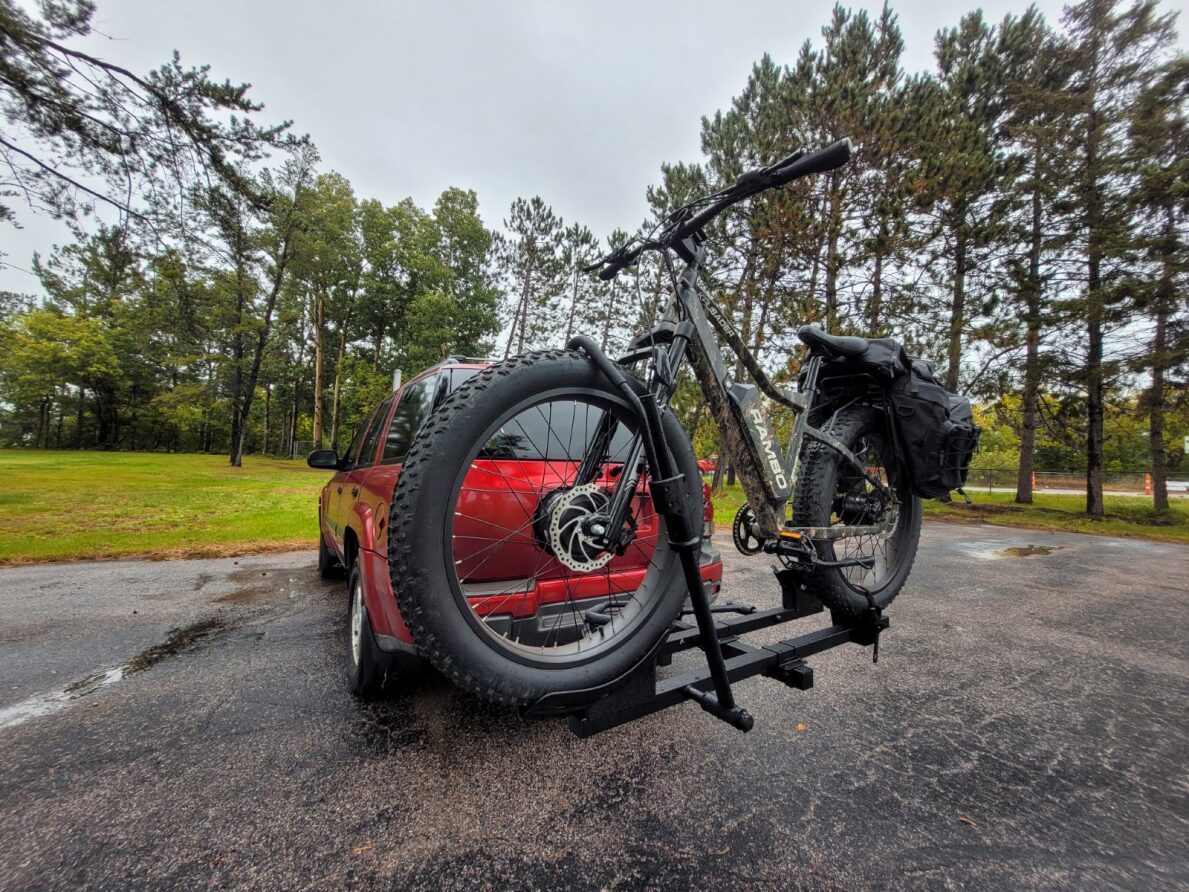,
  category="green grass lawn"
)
[1,450,1184,565]
[0,449,328,564]
[708,480,1189,545]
